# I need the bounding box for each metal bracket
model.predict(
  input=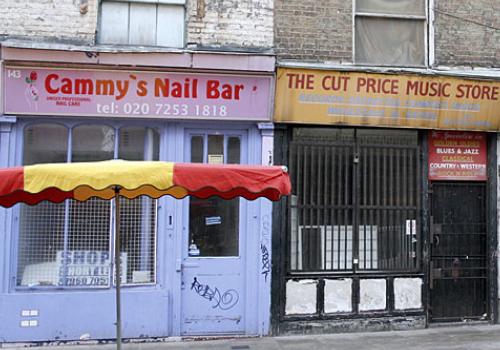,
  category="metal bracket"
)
[353,153,360,163]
